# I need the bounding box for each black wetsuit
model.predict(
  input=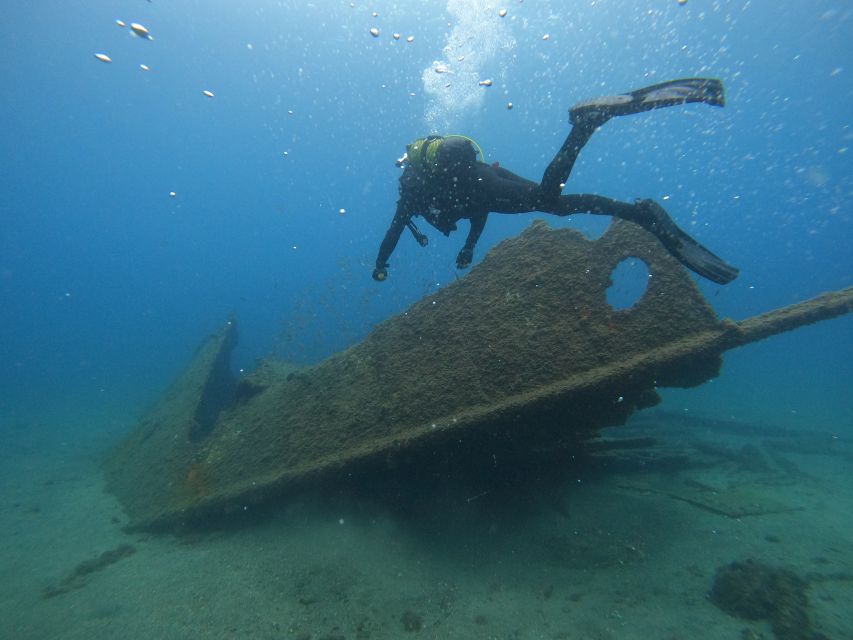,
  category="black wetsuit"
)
[375,122,644,274]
